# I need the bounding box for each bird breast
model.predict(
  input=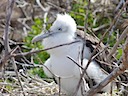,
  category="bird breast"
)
[44,42,91,76]
[43,35,92,59]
